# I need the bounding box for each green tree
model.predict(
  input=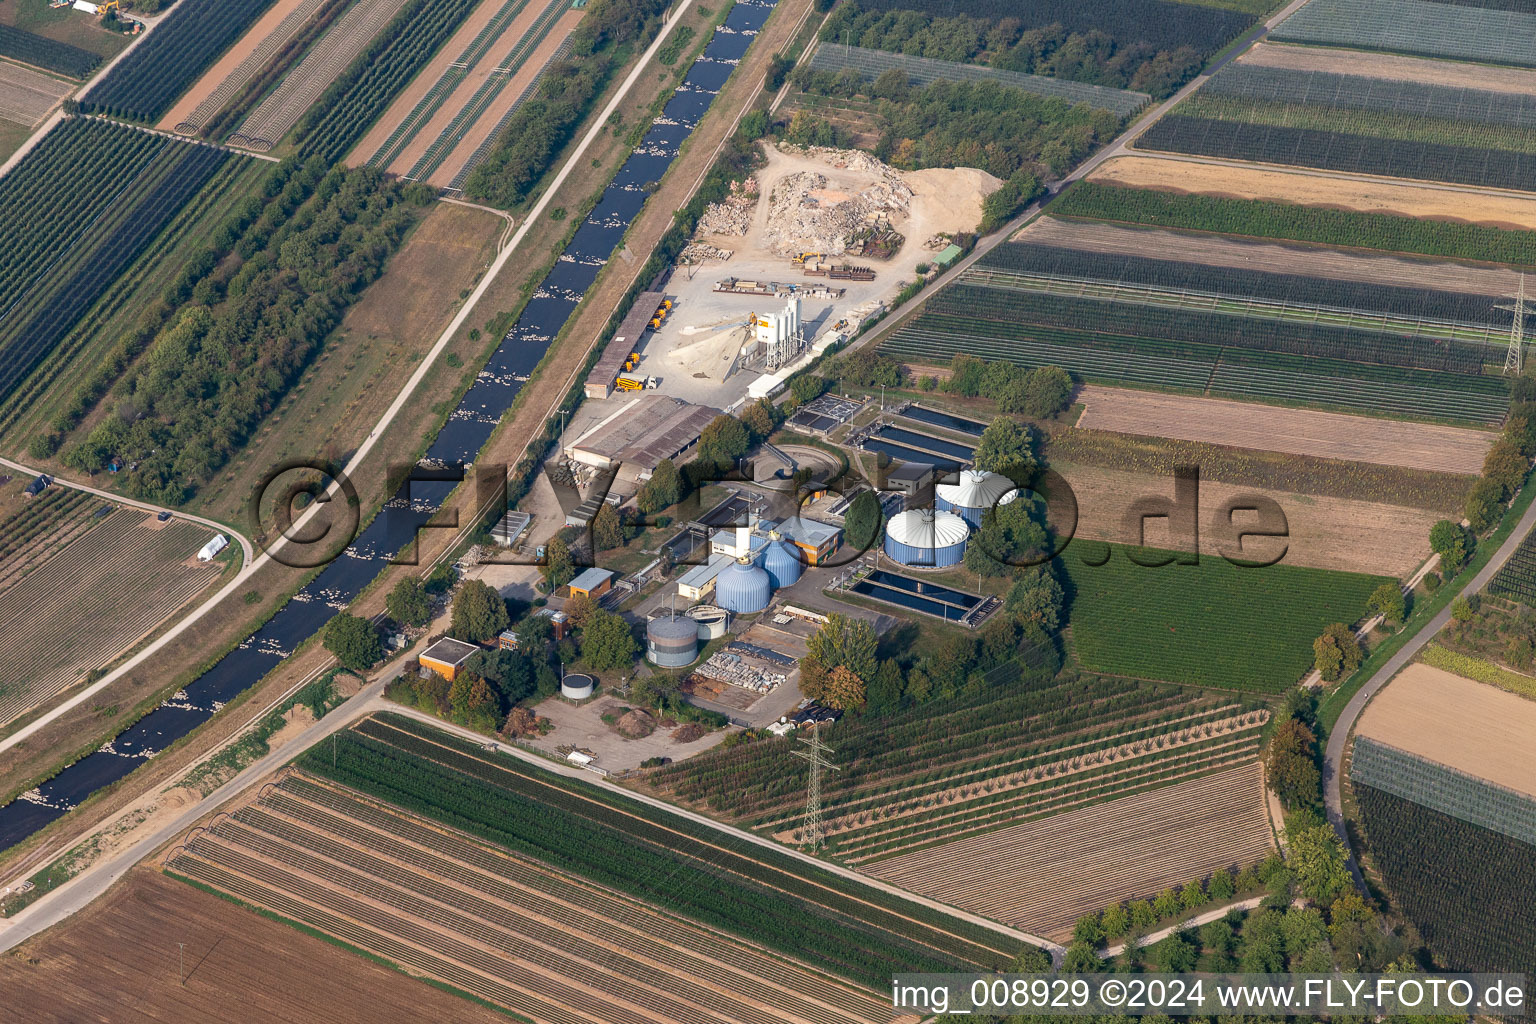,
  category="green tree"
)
[1060,941,1104,973]
[386,576,431,628]
[580,609,638,671]
[866,658,905,712]
[843,489,883,552]
[696,414,751,466]
[1312,623,1362,683]
[972,416,1035,475]
[1428,519,1467,568]
[324,613,381,672]
[544,536,576,590]
[1367,582,1405,626]
[592,503,624,551]
[1072,913,1104,947]
[1207,868,1235,901]
[1100,903,1129,939]
[1005,565,1063,632]
[806,612,878,682]
[1465,476,1504,533]
[637,458,683,514]
[1152,887,1180,919]
[1266,718,1321,810]
[1450,595,1475,623]
[451,579,510,644]
[1023,365,1072,417]
[1289,825,1353,905]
